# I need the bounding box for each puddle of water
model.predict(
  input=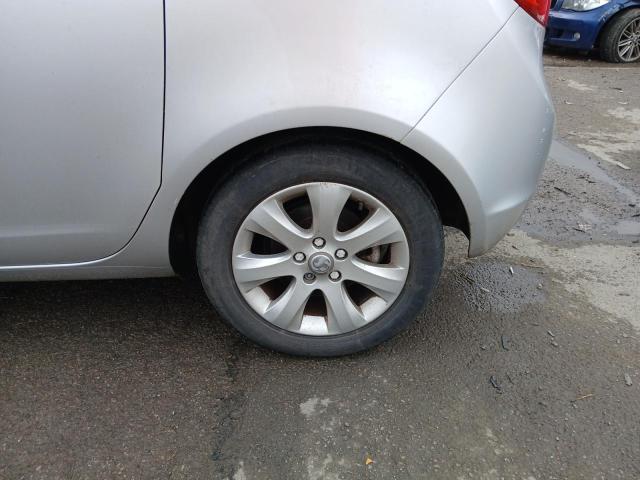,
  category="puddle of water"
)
[456,261,545,315]
[549,139,639,204]
[496,230,640,331]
